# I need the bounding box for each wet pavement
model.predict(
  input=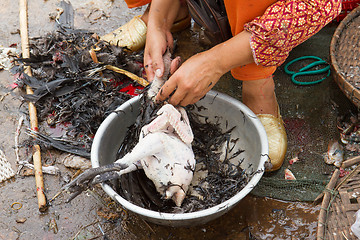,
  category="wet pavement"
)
[0,0,357,239]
